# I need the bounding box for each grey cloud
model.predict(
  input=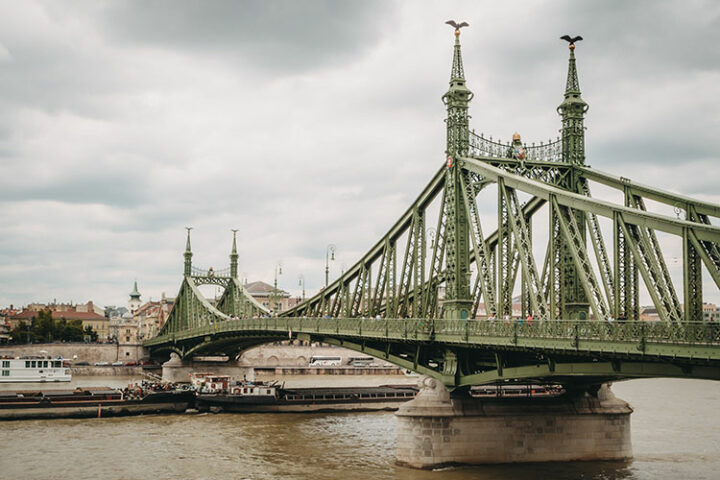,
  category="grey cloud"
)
[0,173,149,207]
[98,0,396,73]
